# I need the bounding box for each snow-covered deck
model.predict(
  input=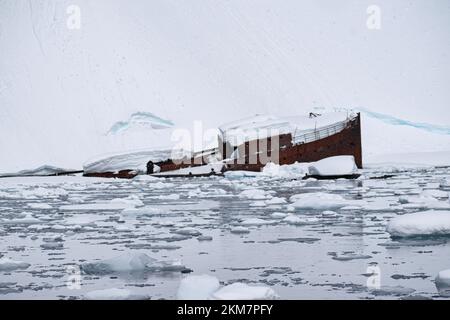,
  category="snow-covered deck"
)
[219,112,353,147]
